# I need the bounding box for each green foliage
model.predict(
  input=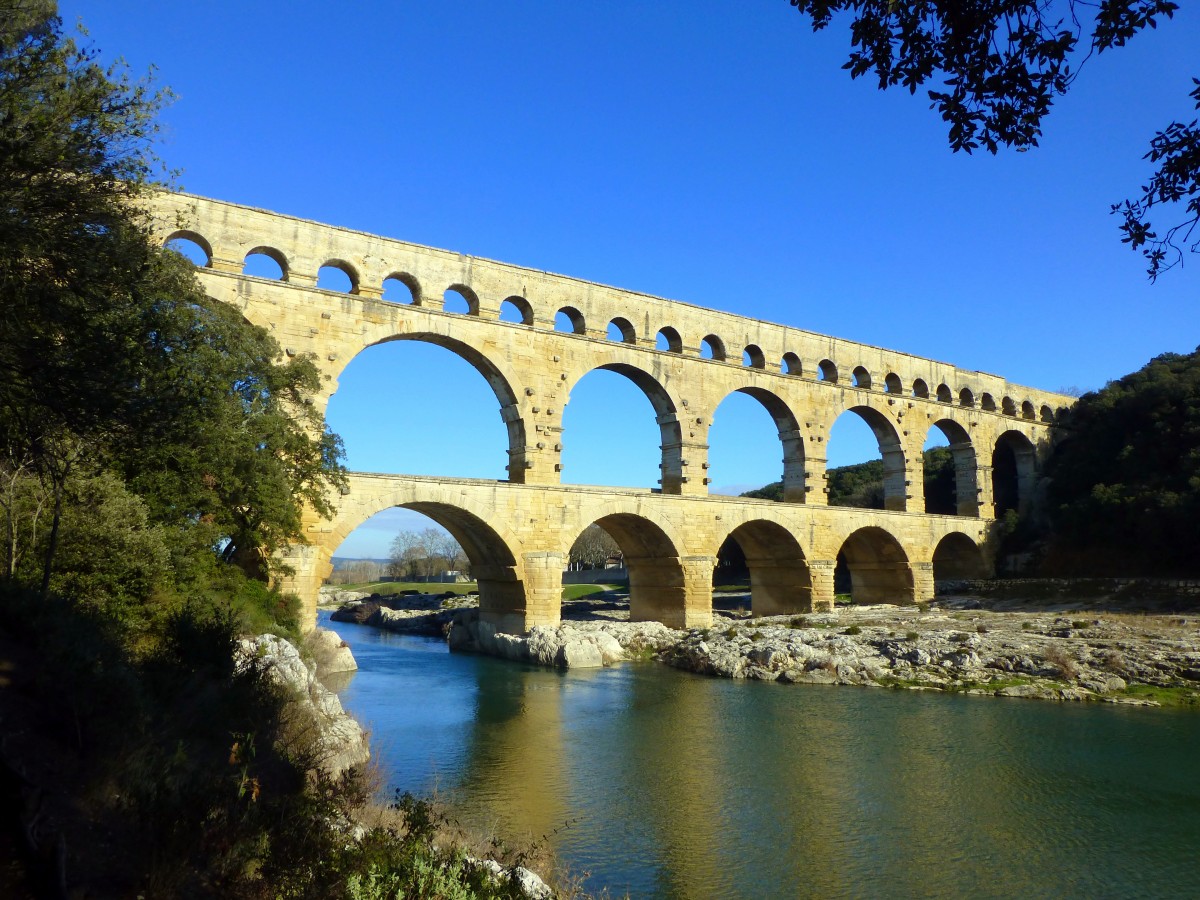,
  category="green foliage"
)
[843,624,862,635]
[742,447,955,510]
[785,1,1195,278]
[1044,346,1200,575]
